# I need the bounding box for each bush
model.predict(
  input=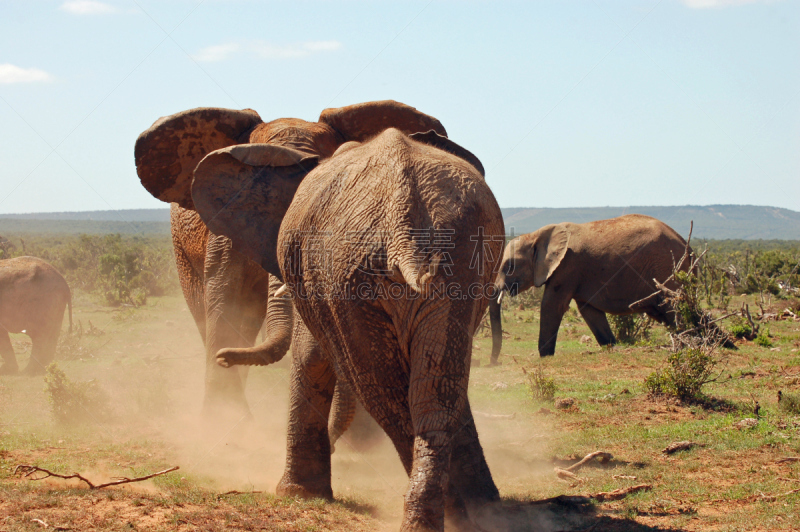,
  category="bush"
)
[43,363,111,425]
[610,314,652,345]
[727,317,753,339]
[778,391,800,415]
[754,328,773,348]
[644,348,721,402]
[520,364,557,402]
